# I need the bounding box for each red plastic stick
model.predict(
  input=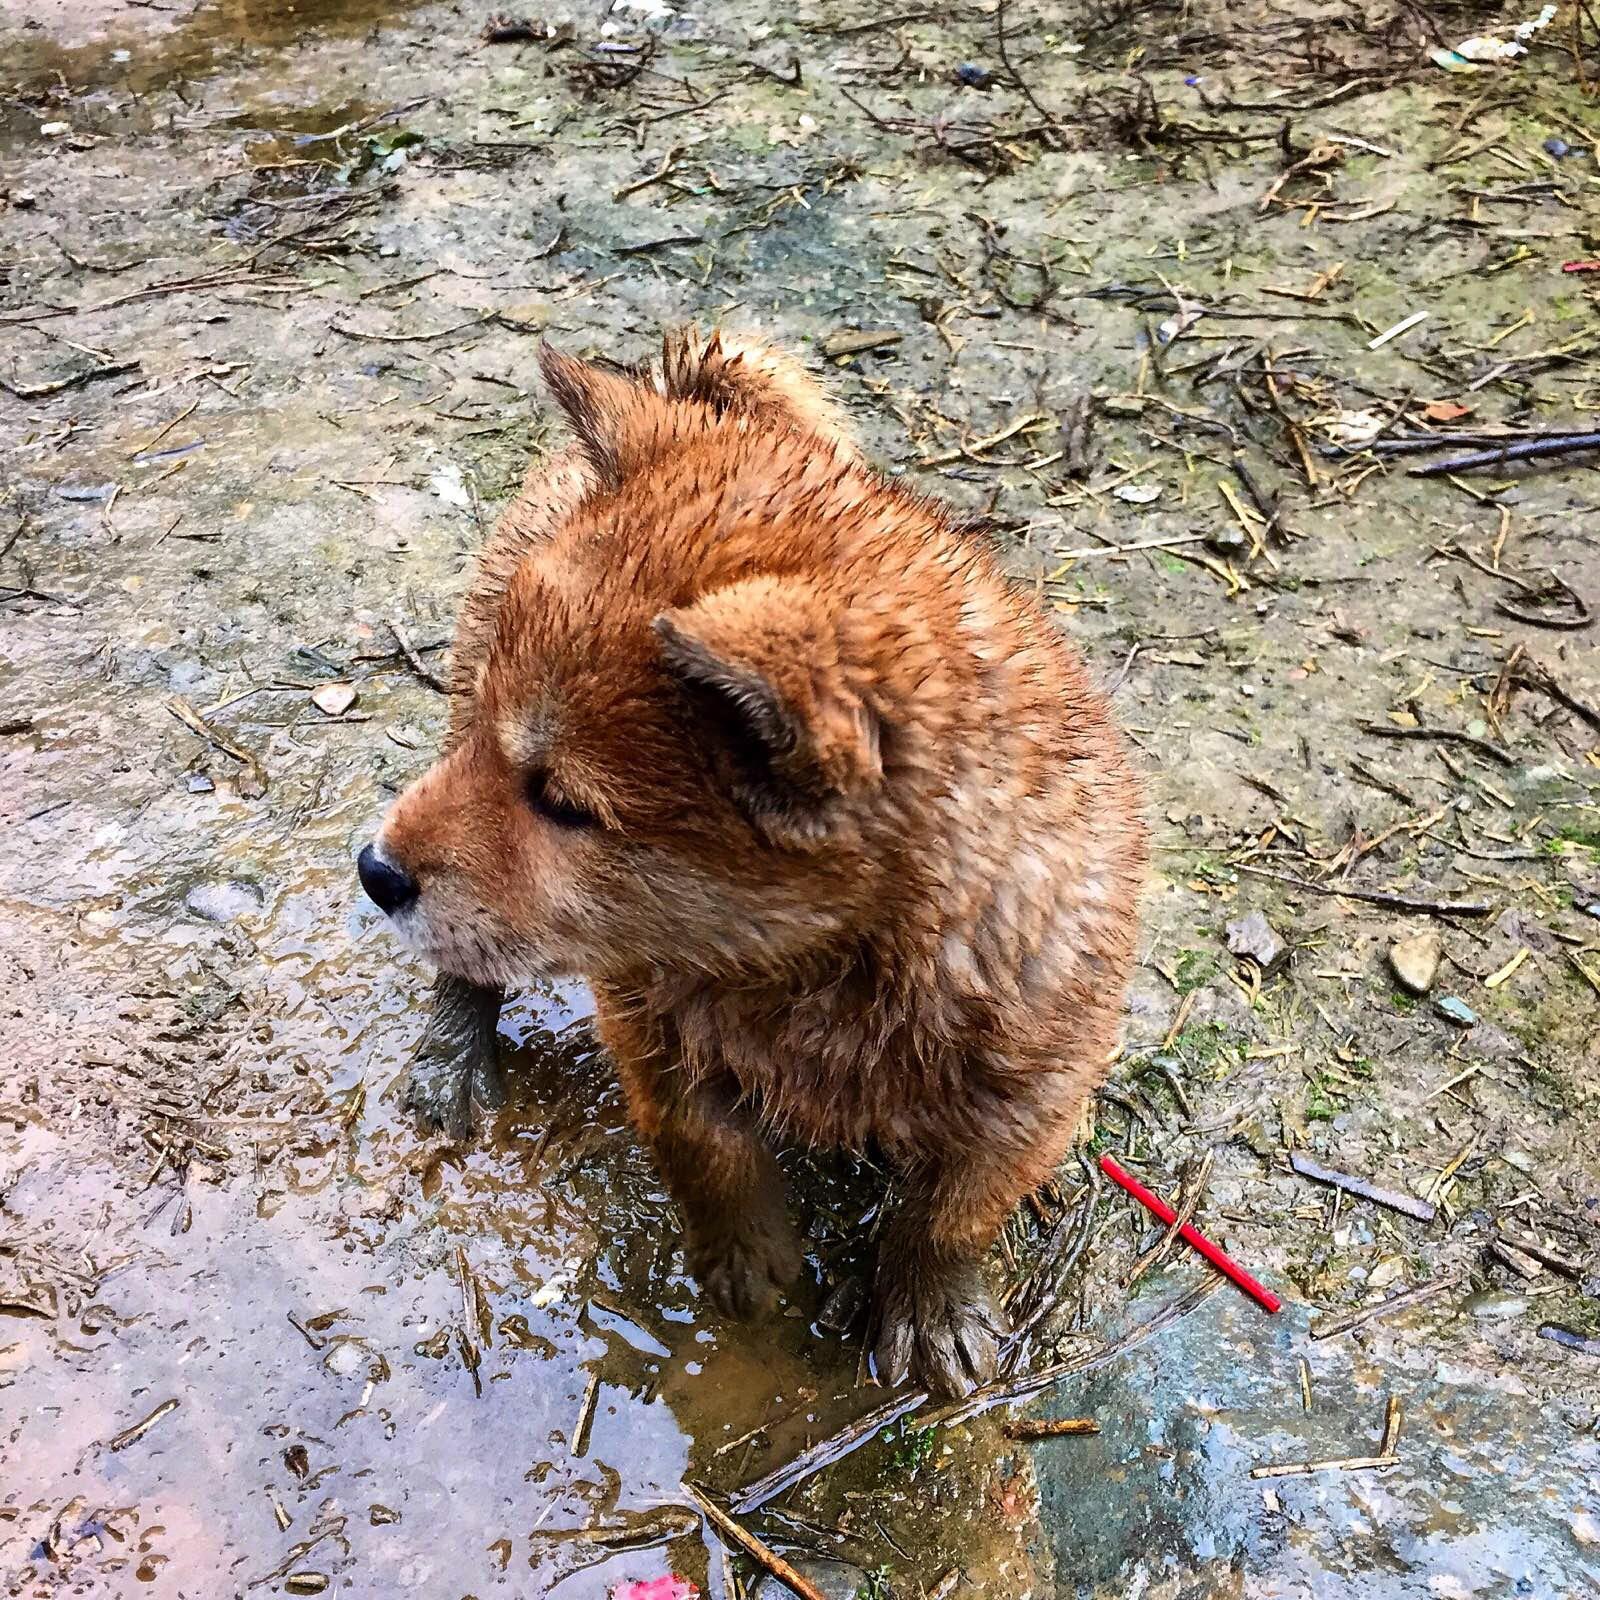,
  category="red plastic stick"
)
[1099,1153,1282,1314]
